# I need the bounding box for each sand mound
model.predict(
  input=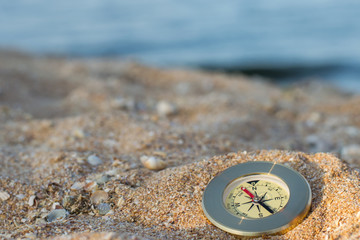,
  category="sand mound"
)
[0,51,359,239]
